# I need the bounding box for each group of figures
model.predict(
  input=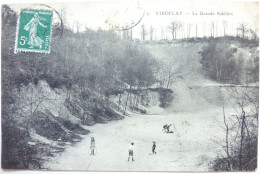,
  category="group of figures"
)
[89,124,173,161]
[89,137,157,162]
[127,141,157,162]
